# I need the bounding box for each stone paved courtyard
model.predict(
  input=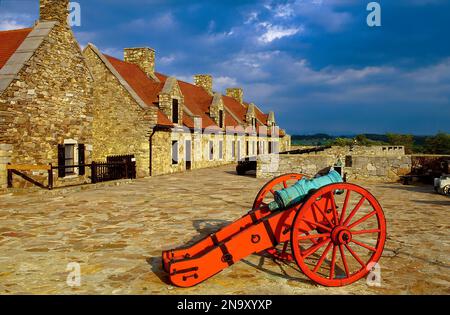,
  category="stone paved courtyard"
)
[0,165,449,295]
